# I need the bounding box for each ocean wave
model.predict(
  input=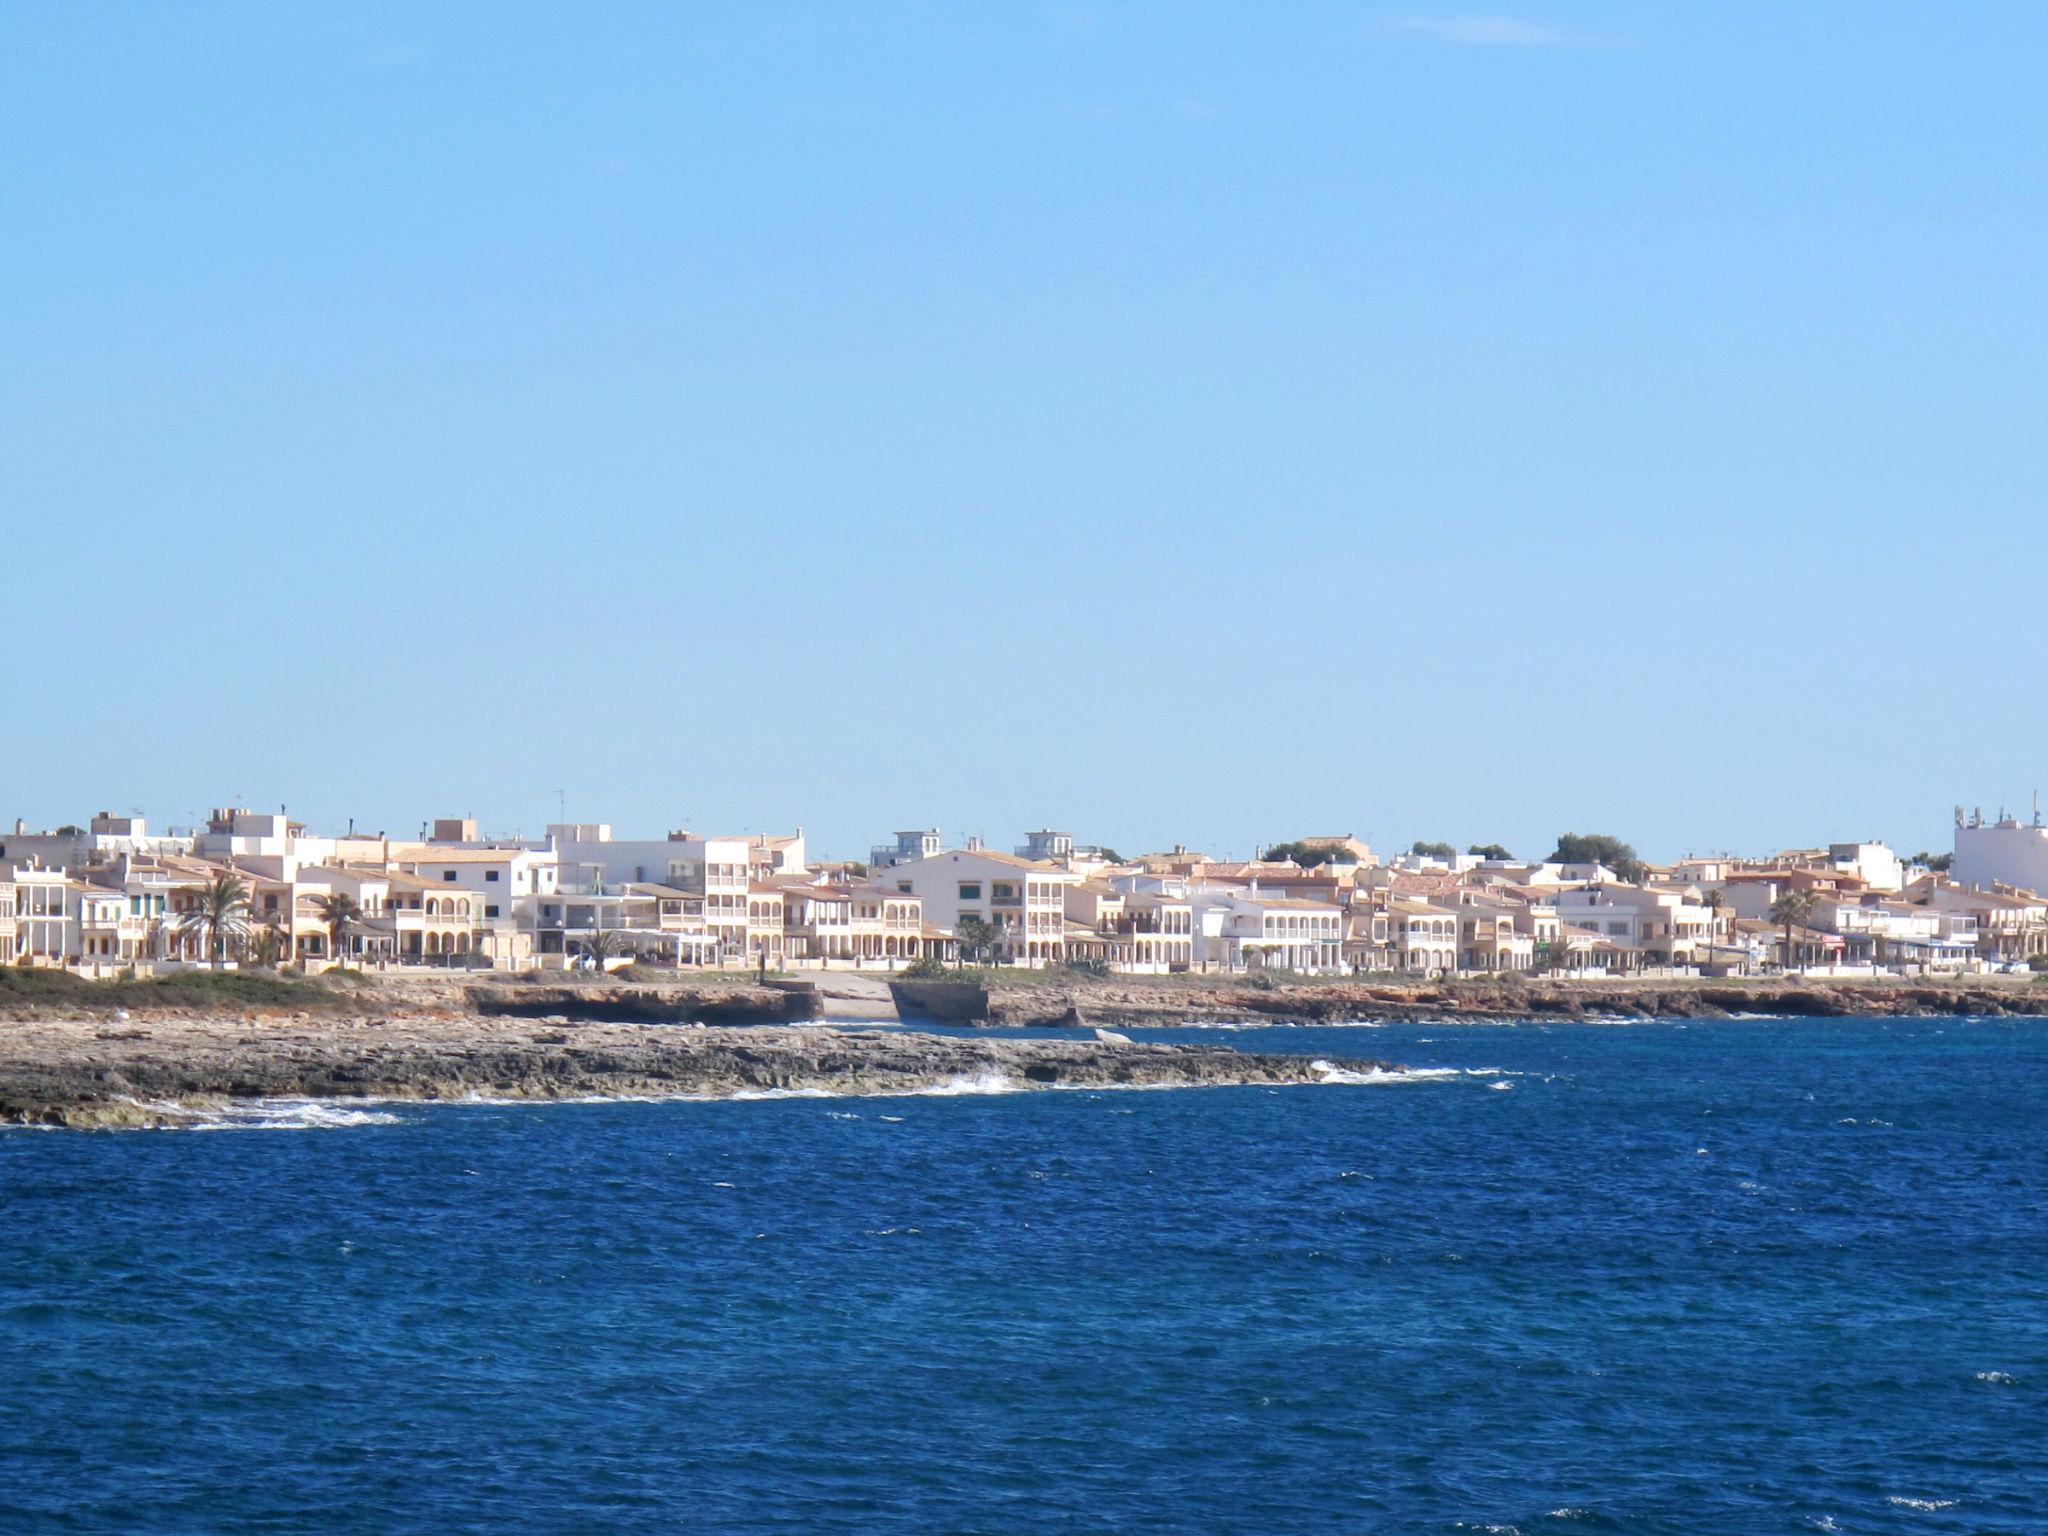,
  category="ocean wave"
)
[1975,1370,2015,1384]
[78,1062,1463,1128]
[1312,1061,1460,1085]
[176,1099,404,1132]
[1885,1496,1957,1511]
[918,1071,1022,1096]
